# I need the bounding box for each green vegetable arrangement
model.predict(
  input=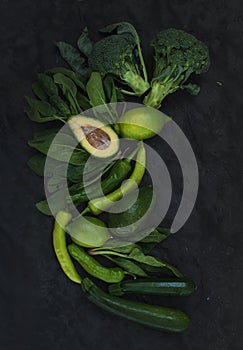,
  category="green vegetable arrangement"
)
[25,22,210,333]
